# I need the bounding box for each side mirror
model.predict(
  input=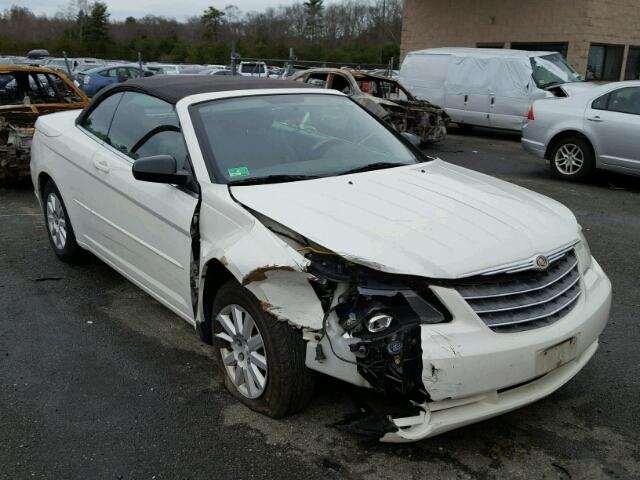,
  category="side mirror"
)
[401,132,421,148]
[132,155,192,186]
[117,74,127,82]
